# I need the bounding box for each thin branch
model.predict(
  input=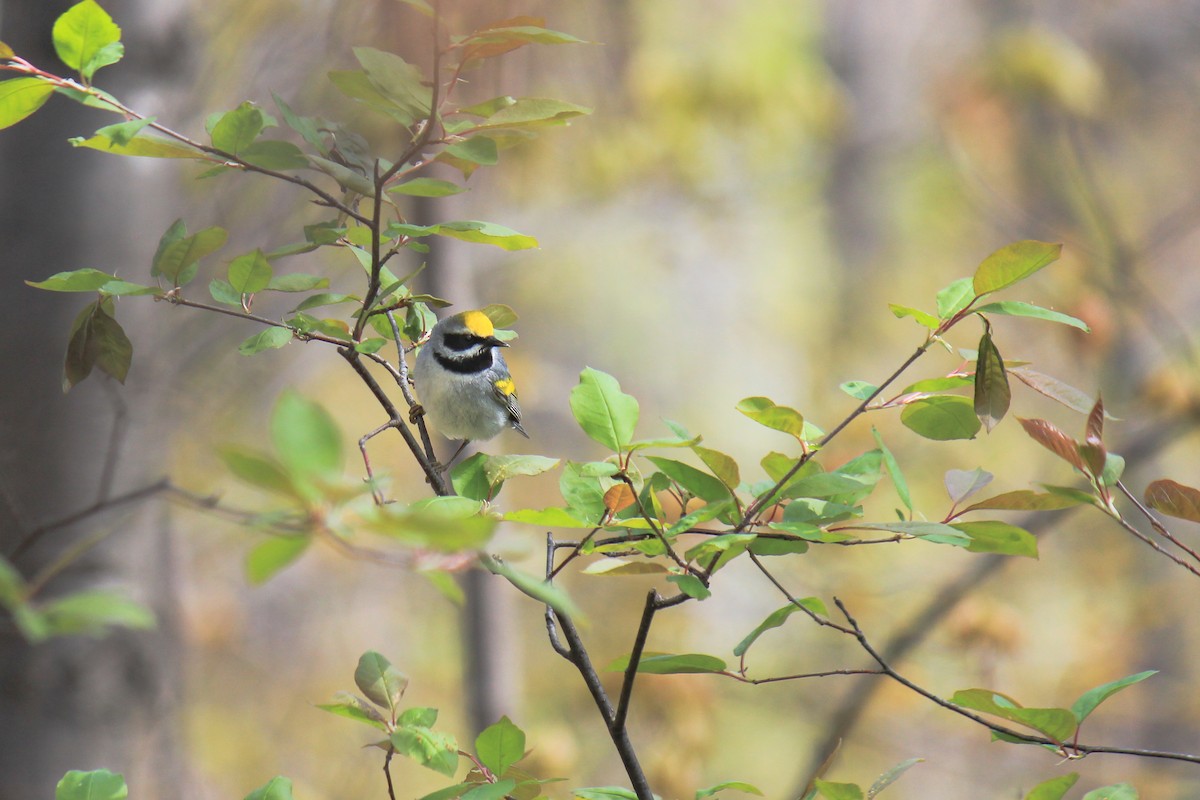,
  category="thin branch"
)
[748,552,854,635]
[339,348,449,495]
[738,343,933,529]
[613,590,658,732]
[8,478,172,562]
[1105,503,1200,579]
[383,747,397,800]
[96,378,128,503]
[722,668,883,685]
[360,420,400,506]
[832,597,1200,764]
